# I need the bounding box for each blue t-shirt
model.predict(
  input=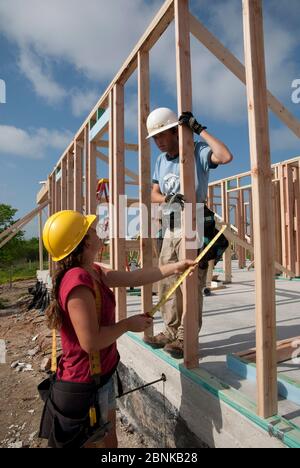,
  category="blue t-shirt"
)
[152,142,217,205]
